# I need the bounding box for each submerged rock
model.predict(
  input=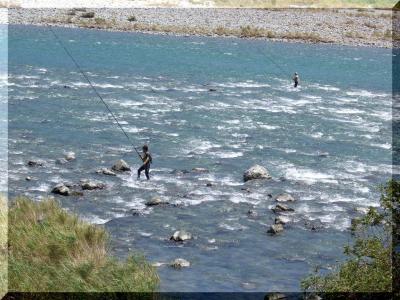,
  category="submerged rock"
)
[206,182,213,187]
[145,197,169,206]
[65,152,76,161]
[80,180,106,190]
[170,258,190,269]
[55,158,68,165]
[247,210,258,218]
[112,159,131,172]
[170,230,192,242]
[96,168,116,176]
[275,215,290,225]
[192,167,209,173]
[305,219,324,231]
[275,193,295,202]
[51,183,70,196]
[267,224,284,235]
[268,293,287,300]
[243,165,271,182]
[27,160,44,167]
[170,169,190,176]
[271,204,294,213]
